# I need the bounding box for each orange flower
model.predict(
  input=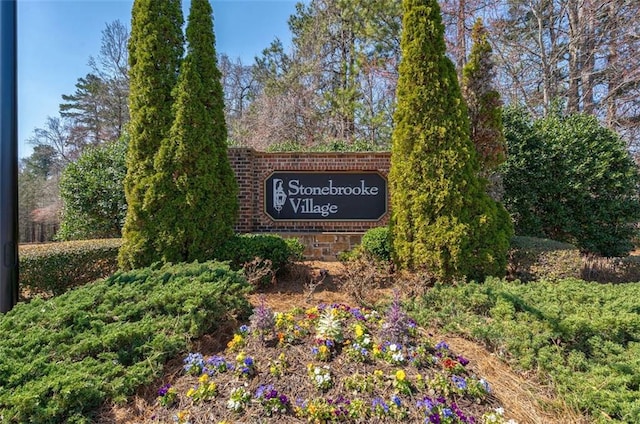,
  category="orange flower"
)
[443,358,457,370]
